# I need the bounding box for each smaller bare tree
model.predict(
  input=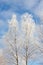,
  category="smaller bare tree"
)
[4,14,19,65]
